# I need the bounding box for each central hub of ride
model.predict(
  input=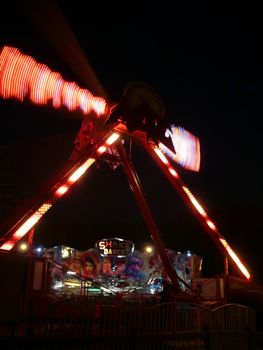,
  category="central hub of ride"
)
[105,81,171,143]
